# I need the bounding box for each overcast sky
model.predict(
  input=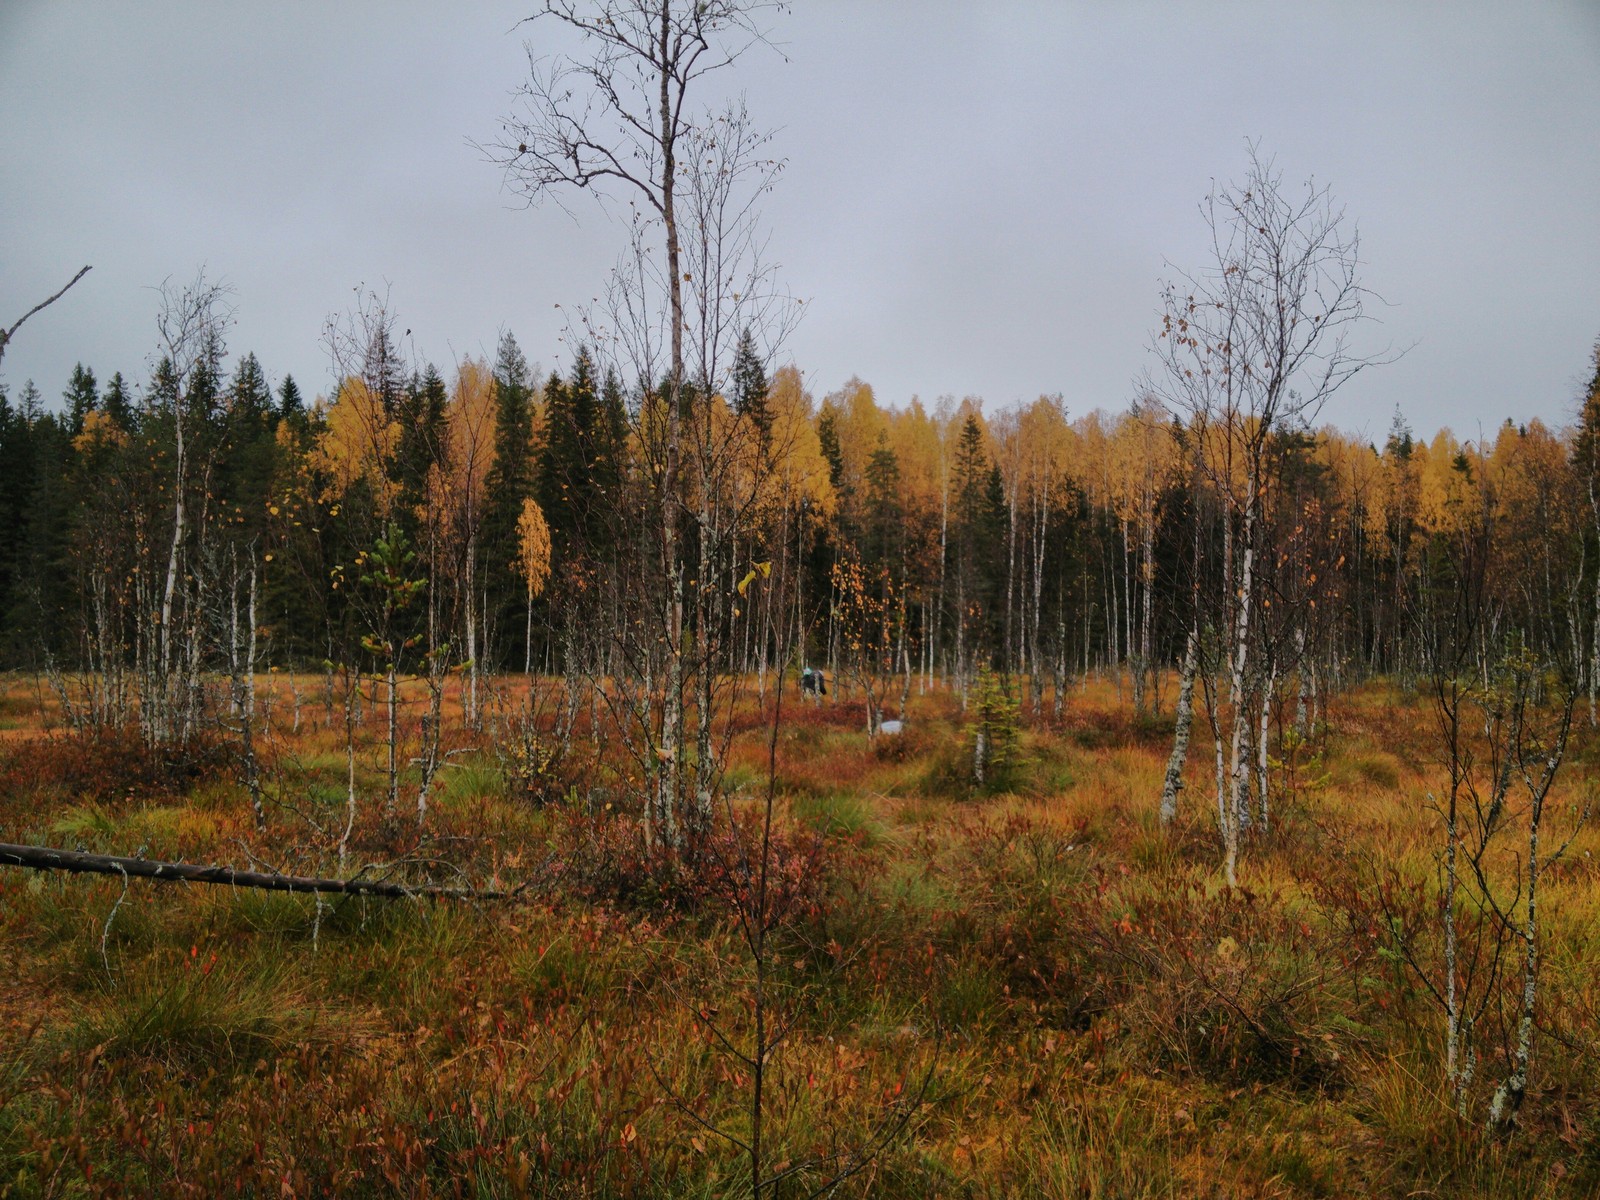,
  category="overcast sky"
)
[3,2,1598,444]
